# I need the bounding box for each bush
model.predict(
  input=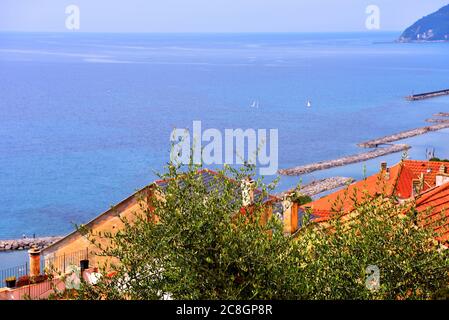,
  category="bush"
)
[432,287,449,300]
[292,194,313,206]
[31,274,48,284]
[16,275,30,288]
[429,157,449,162]
[72,163,449,300]
[295,193,449,299]
[16,274,49,288]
